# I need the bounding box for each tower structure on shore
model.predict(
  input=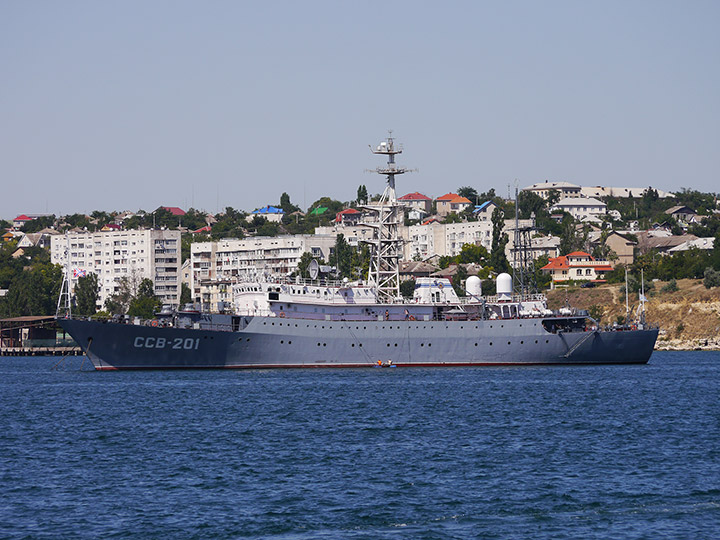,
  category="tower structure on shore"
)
[364,133,411,301]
